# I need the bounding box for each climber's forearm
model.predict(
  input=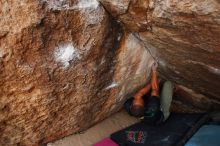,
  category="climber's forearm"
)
[151,69,159,97]
[134,84,151,99]
[132,83,151,108]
